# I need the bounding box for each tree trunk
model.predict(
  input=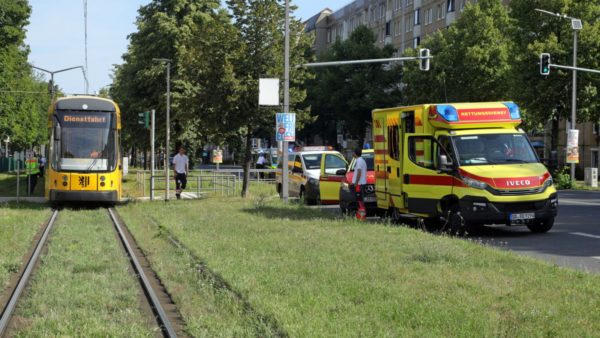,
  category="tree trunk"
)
[131,146,137,167]
[143,148,148,170]
[241,126,253,197]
